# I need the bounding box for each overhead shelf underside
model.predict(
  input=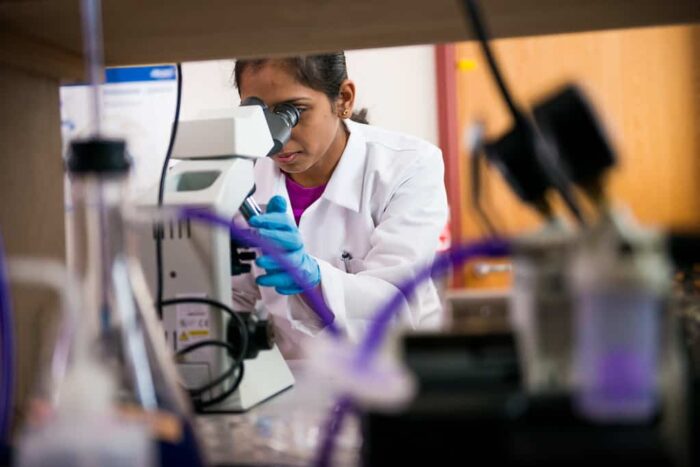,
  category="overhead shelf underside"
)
[1,0,699,79]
